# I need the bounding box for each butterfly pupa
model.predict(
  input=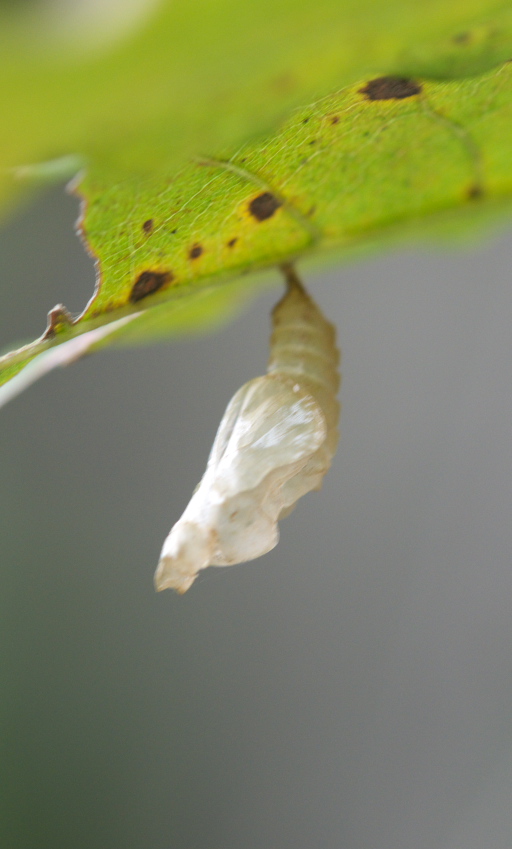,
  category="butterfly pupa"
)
[154,266,340,593]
